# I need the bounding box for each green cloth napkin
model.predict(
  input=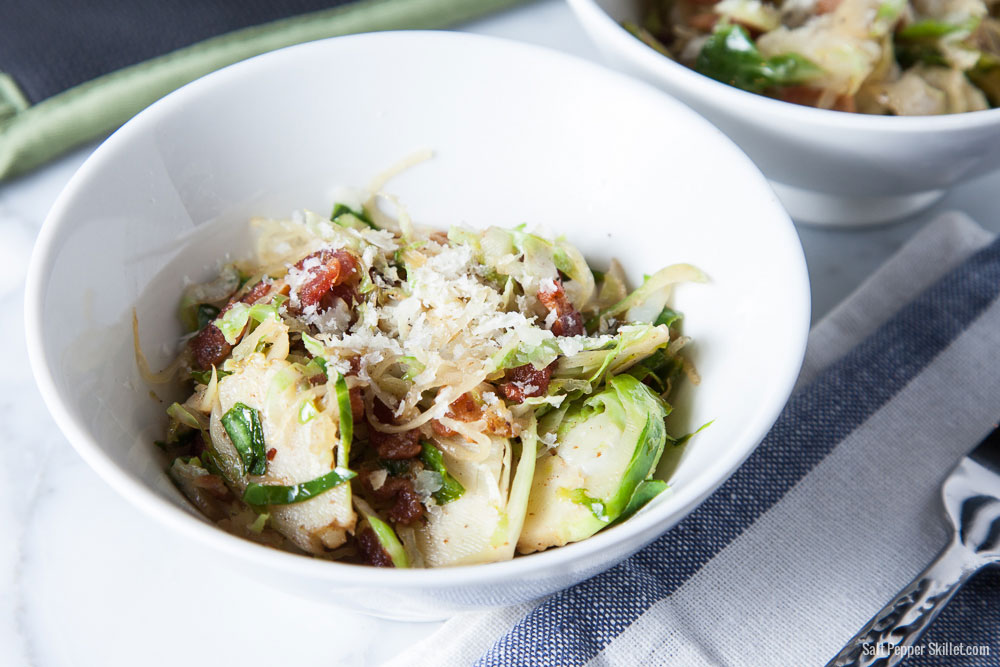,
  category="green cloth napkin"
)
[0,0,526,182]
